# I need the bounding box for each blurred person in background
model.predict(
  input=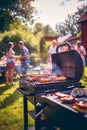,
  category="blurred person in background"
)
[18,41,30,76]
[47,40,57,74]
[48,40,57,55]
[75,40,86,66]
[5,42,15,85]
[48,40,57,62]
